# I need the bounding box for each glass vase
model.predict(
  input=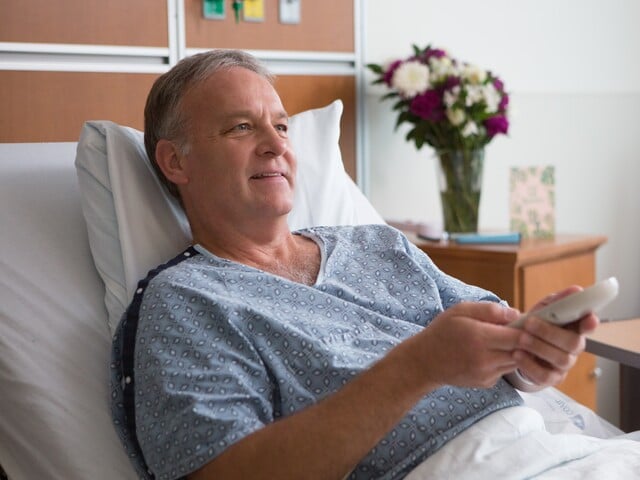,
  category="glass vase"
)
[436,148,485,234]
